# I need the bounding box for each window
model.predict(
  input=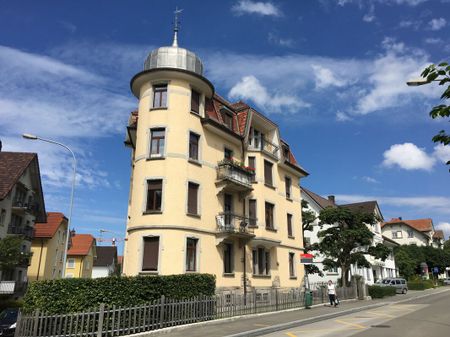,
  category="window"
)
[223,243,233,274]
[264,160,273,186]
[150,128,165,157]
[67,258,75,269]
[152,84,167,108]
[265,202,274,230]
[187,182,199,215]
[146,180,162,212]
[289,253,295,278]
[10,214,22,227]
[14,185,27,205]
[224,148,233,160]
[142,236,159,271]
[287,214,293,237]
[407,230,414,238]
[0,209,6,226]
[221,110,233,129]
[249,199,257,227]
[252,248,270,275]
[189,133,200,160]
[186,238,198,272]
[250,128,262,149]
[191,90,200,114]
[85,261,90,270]
[248,156,256,181]
[392,231,402,239]
[285,177,292,199]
